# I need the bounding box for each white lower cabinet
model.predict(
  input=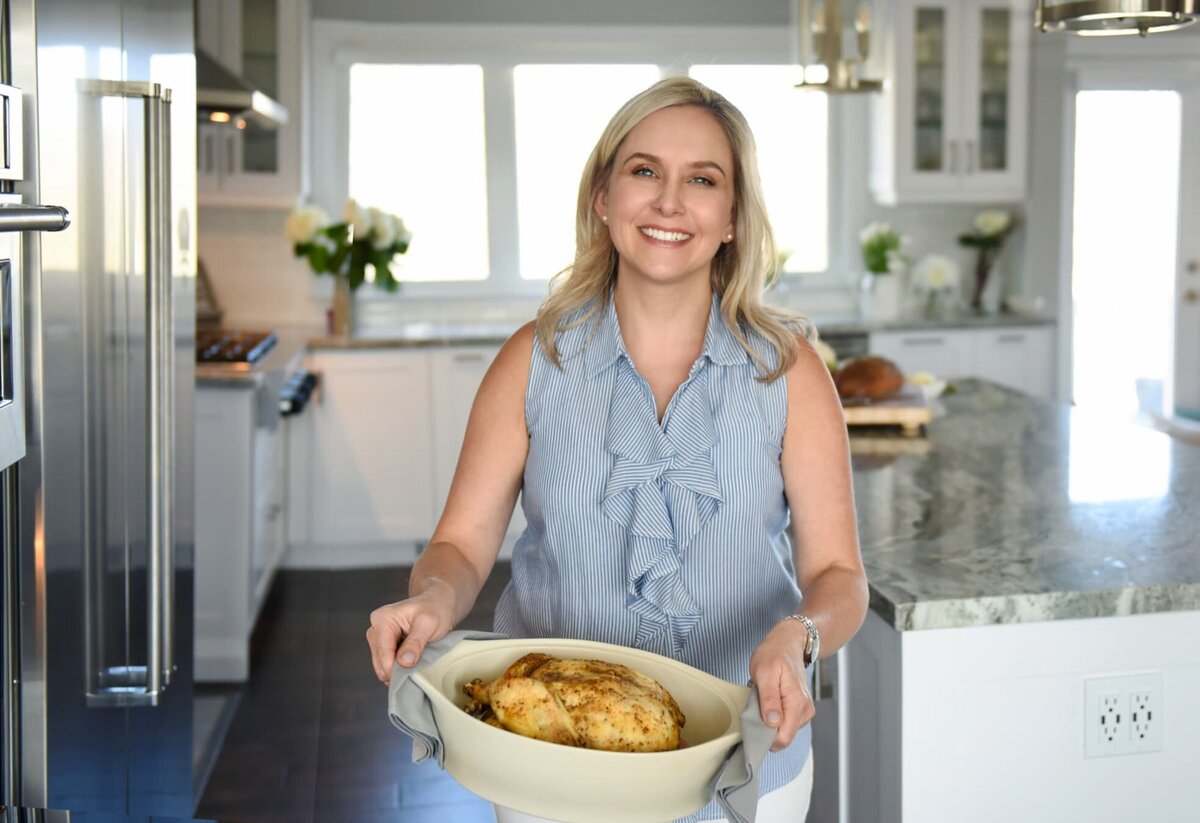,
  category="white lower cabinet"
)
[194,381,287,682]
[307,349,435,553]
[869,325,1055,400]
[429,347,527,539]
[289,345,522,568]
